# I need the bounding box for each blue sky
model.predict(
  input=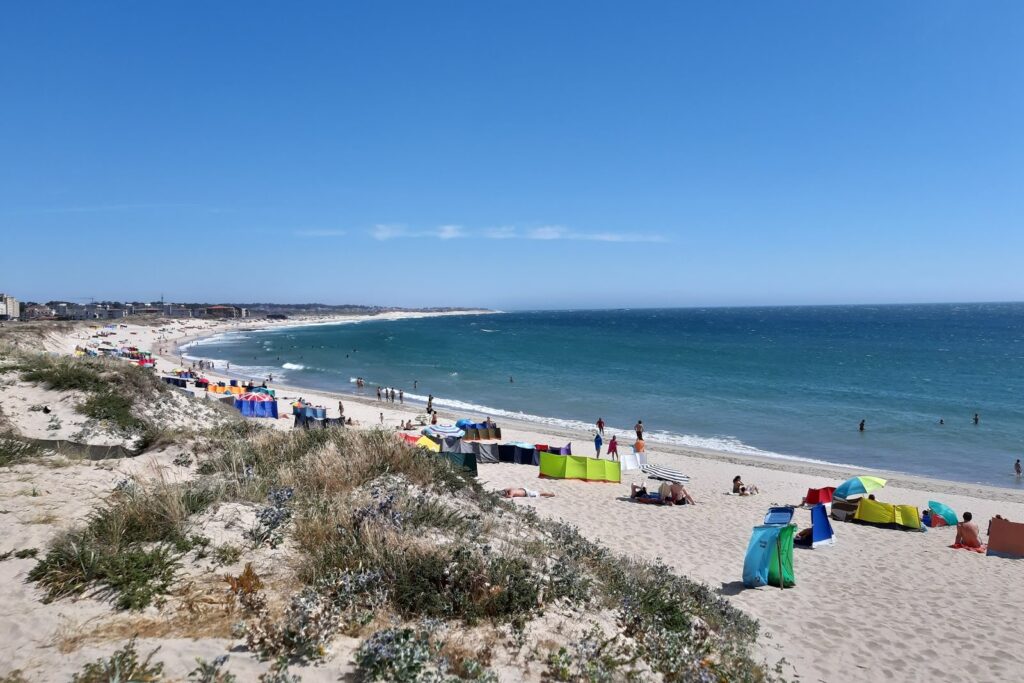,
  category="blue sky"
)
[2,2,1022,309]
